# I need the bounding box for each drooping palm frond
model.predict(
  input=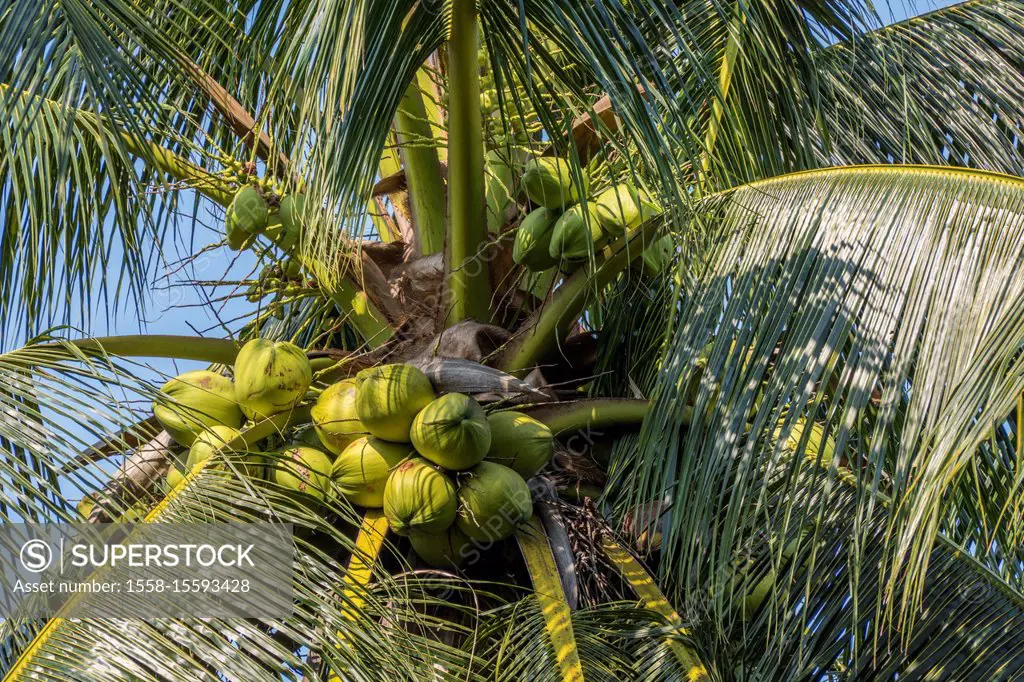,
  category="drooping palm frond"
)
[818,0,1024,174]
[609,165,1024,679]
[699,0,1024,189]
